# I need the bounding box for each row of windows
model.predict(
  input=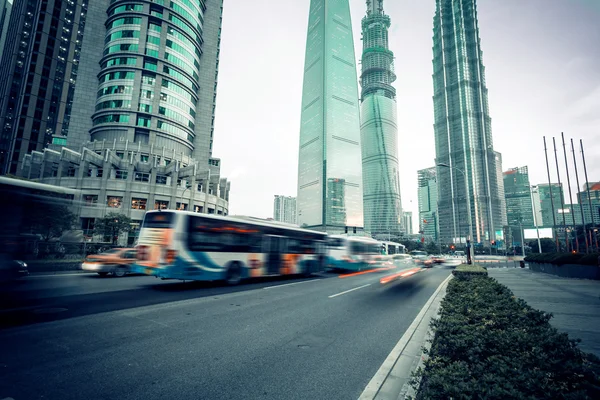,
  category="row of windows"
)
[157,119,193,141]
[104,43,138,55]
[160,91,196,112]
[138,103,152,113]
[168,14,198,42]
[163,65,196,91]
[166,26,197,54]
[170,1,202,32]
[166,39,200,67]
[97,84,133,97]
[165,52,197,78]
[144,59,157,71]
[93,114,130,125]
[159,105,194,129]
[100,70,135,82]
[108,4,143,17]
[161,77,194,100]
[105,29,140,43]
[108,17,141,29]
[147,35,161,46]
[95,99,132,111]
[102,56,137,68]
